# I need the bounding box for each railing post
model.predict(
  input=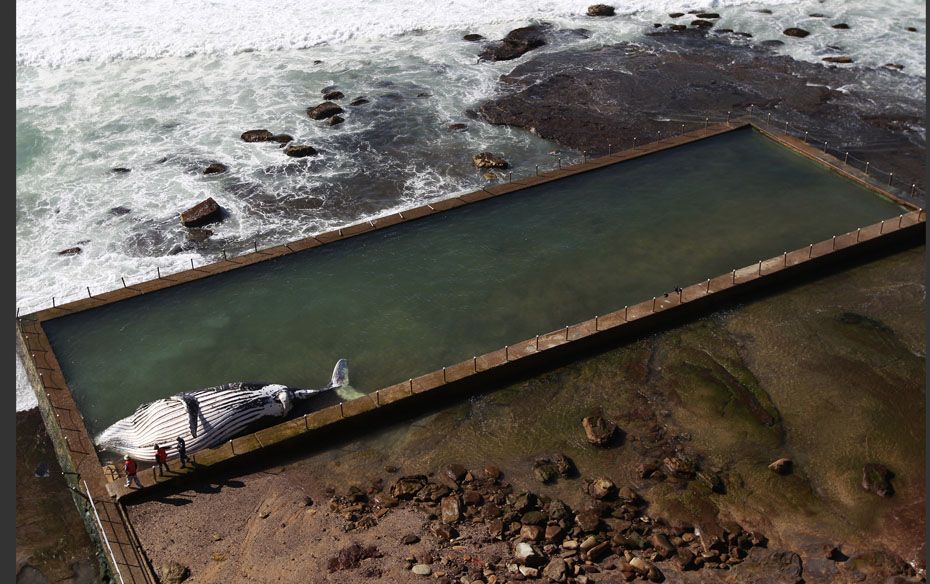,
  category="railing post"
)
[705,117,708,129]
[557,158,561,169]
[473,356,478,371]
[253,241,258,253]
[87,287,92,298]
[732,269,736,284]
[898,214,904,228]
[408,378,413,394]
[564,326,569,340]
[190,258,195,270]
[633,137,637,150]
[844,152,849,165]
[705,279,710,293]
[856,228,861,243]
[504,346,509,360]
[823,141,827,152]
[865,162,870,175]
[783,251,787,267]
[784,121,788,134]
[880,220,885,234]
[121,277,127,288]
[608,143,611,155]
[52,297,56,308]
[803,131,808,143]
[594,316,599,331]
[535,164,539,176]
[726,111,731,124]
[652,297,656,312]
[889,172,893,186]
[757,260,762,276]
[624,306,628,321]
[808,244,813,258]
[832,235,837,250]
